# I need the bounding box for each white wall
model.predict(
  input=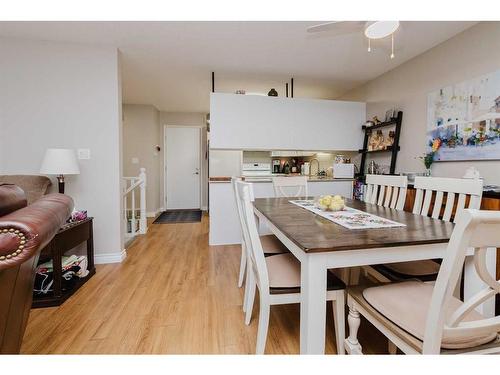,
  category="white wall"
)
[123,104,161,215]
[341,22,500,184]
[0,37,124,263]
